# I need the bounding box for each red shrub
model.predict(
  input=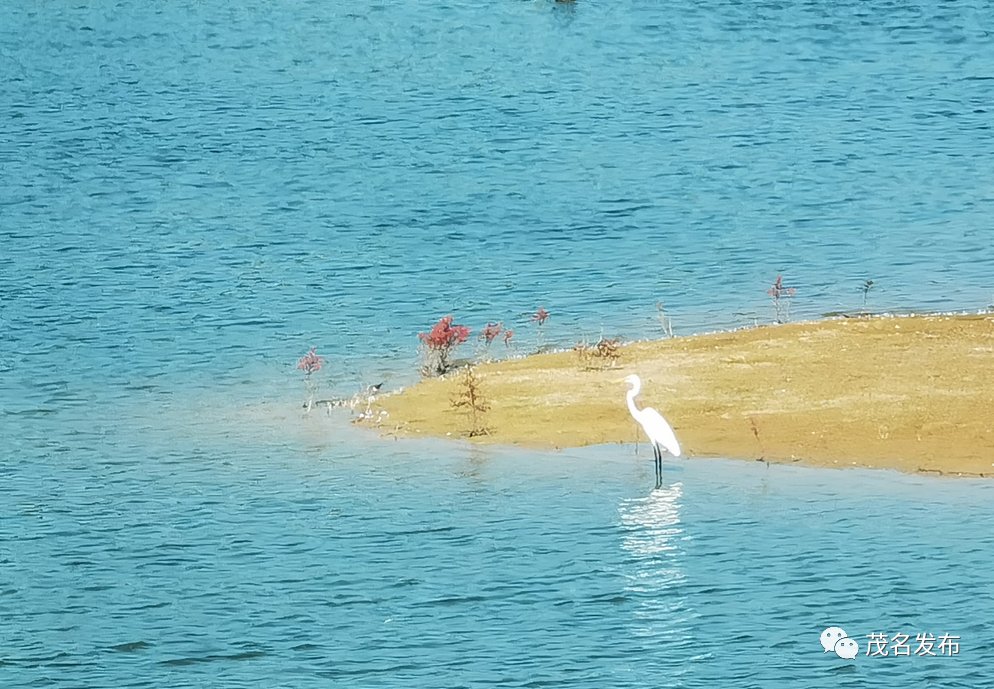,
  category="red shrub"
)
[297,347,324,375]
[480,322,503,345]
[767,275,797,323]
[767,275,796,301]
[418,315,471,376]
[418,315,471,350]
